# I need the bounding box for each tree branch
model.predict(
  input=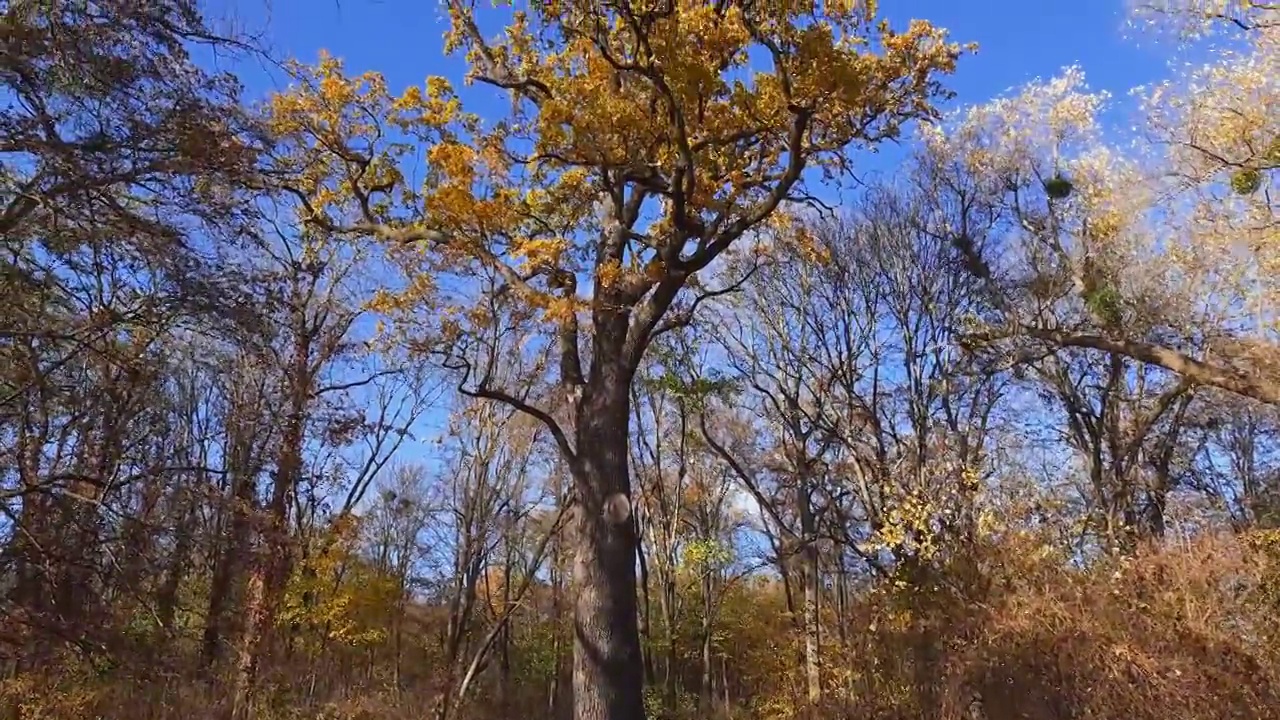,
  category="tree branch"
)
[447,354,577,463]
[973,326,1280,405]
